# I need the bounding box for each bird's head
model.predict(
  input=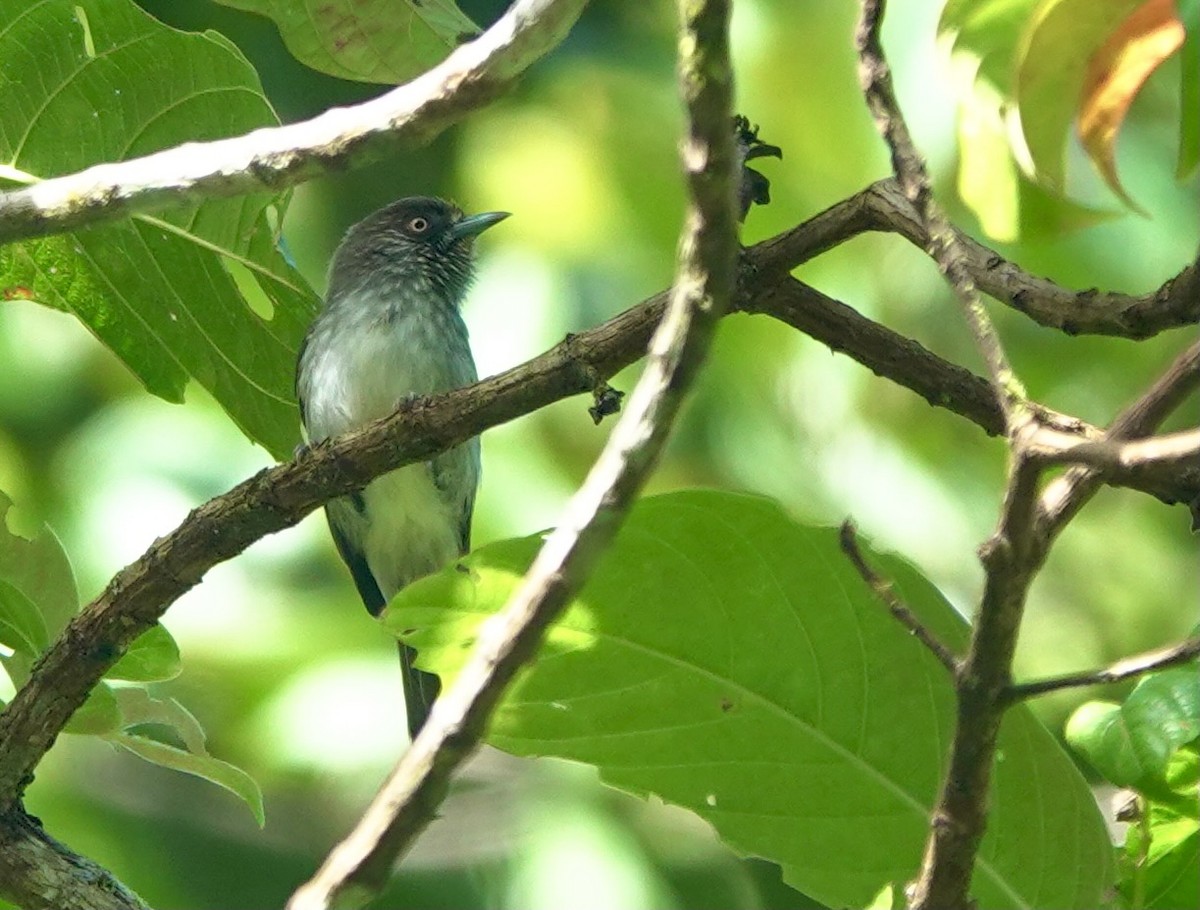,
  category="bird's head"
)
[327,197,509,305]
